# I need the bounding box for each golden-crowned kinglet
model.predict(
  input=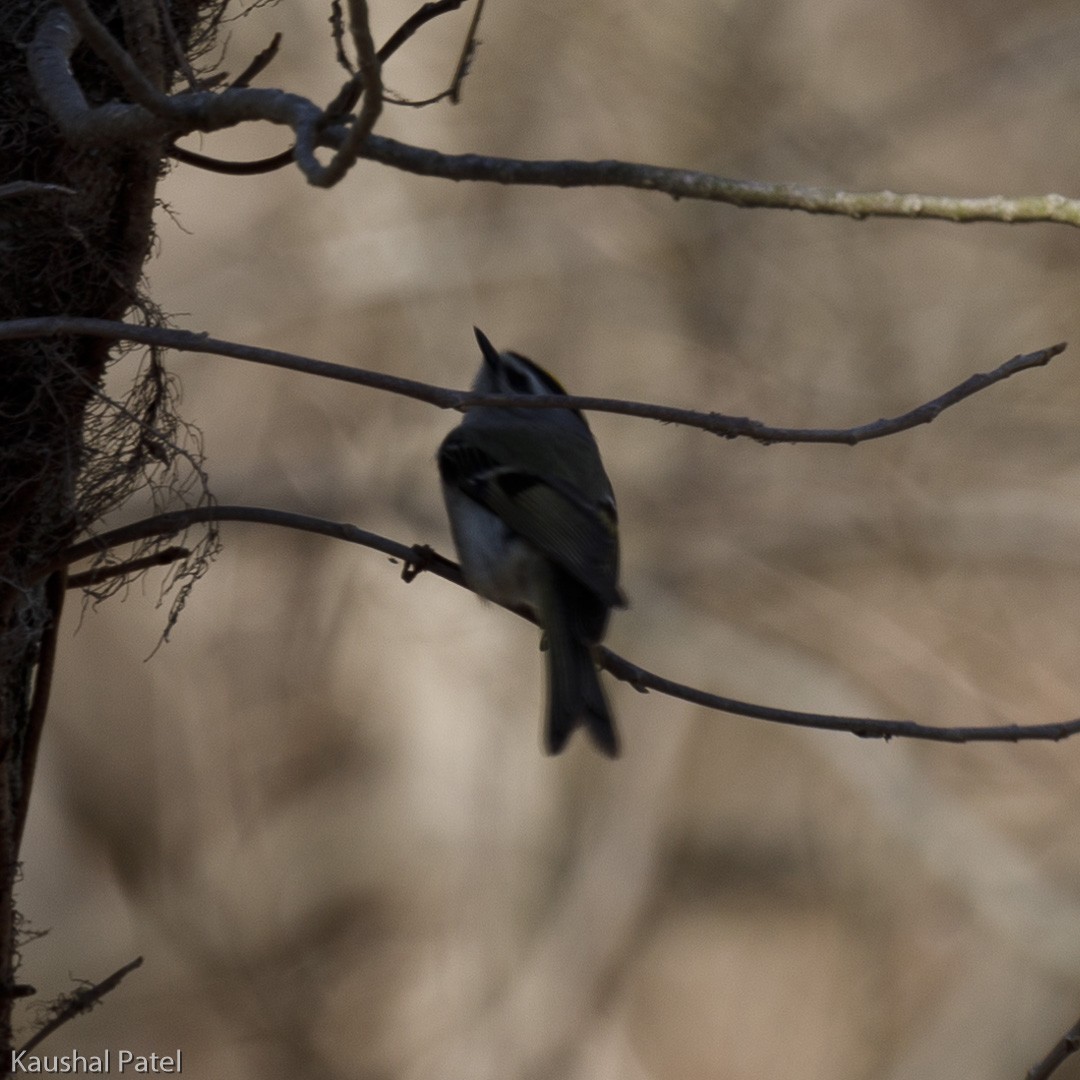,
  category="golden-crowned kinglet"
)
[438,329,625,756]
